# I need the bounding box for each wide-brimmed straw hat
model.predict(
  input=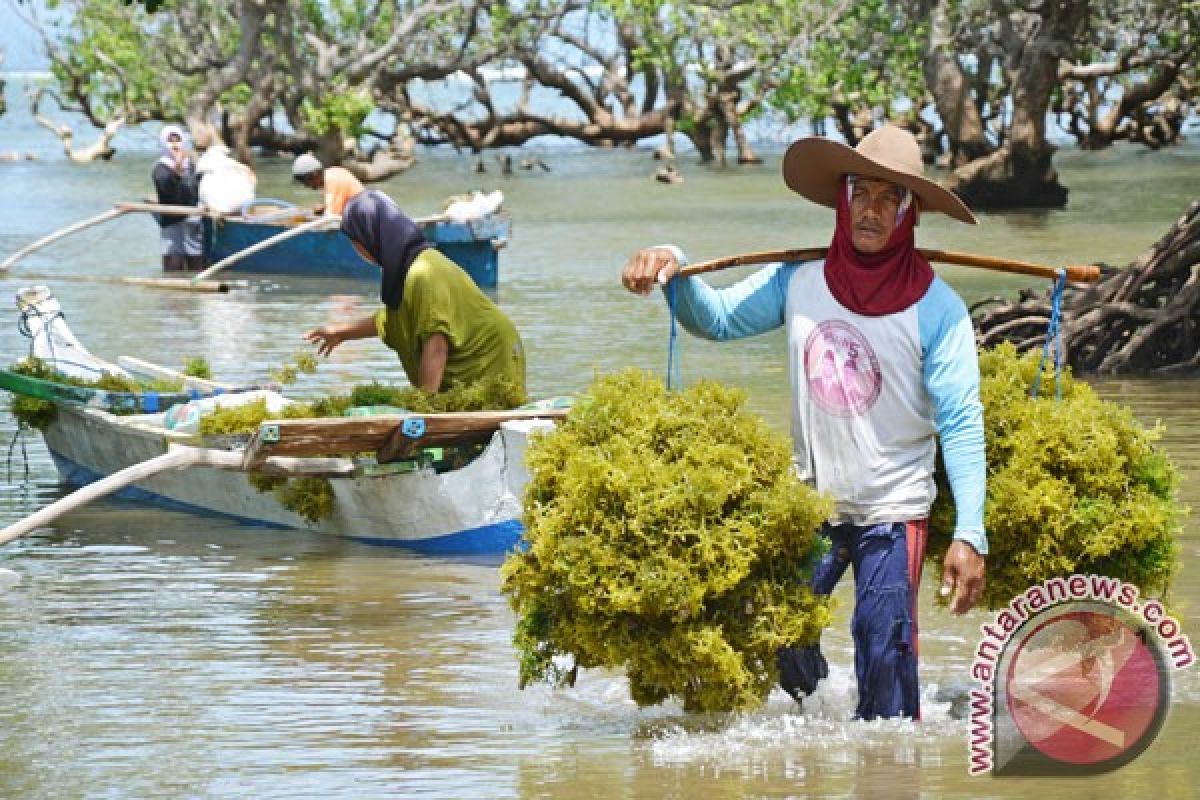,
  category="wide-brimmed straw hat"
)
[782,124,977,225]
